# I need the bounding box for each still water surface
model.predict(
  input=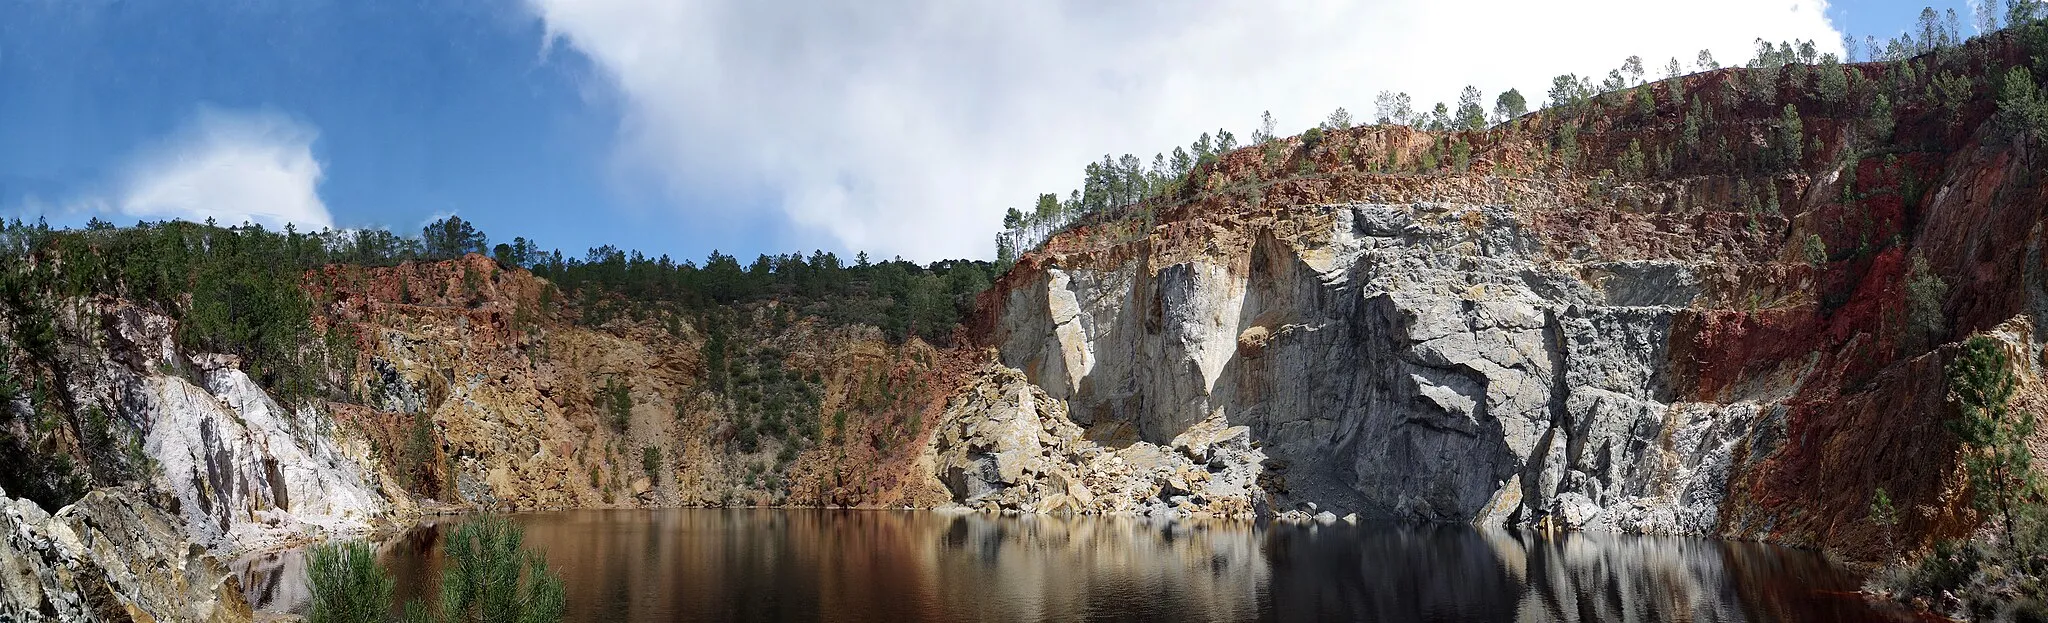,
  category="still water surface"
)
[237,509,1913,622]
